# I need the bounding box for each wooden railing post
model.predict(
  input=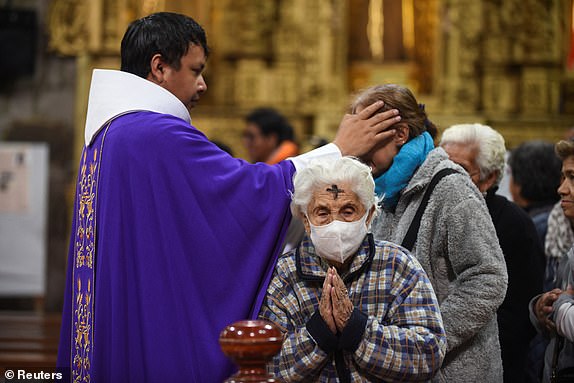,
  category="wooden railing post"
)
[219,319,283,382]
